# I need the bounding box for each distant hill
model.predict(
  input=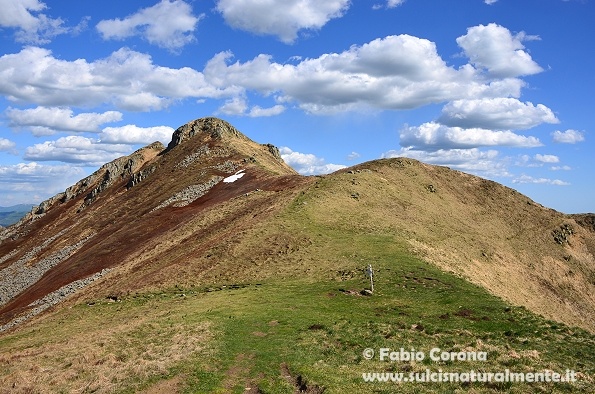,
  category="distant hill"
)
[0,117,593,392]
[0,204,34,227]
